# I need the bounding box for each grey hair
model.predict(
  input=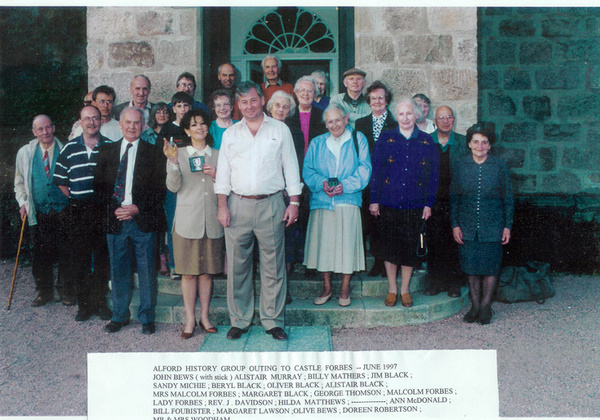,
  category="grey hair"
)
[294,76,318,94]
[261,55,282,69]
[119,106,146,127]
[393,98,423,122]
[322,103,349,123]
[235,81,263,100]
[266,90,297,118]
[131,74,151,90]
[32,114,53,129]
